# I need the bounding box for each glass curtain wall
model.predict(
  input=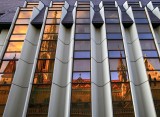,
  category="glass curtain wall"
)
[133,8,160,116]
[0,2,38,115]
[70,2,91,117]
[105,3,135,117]
[26,2,64,116]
